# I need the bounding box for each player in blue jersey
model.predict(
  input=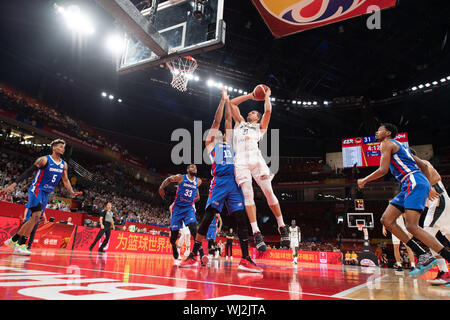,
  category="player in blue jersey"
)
[358,123,450,276]
[3,139,81,255]
[159,164,206,264]
[206,213,222,257]
[180,88,263,272]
